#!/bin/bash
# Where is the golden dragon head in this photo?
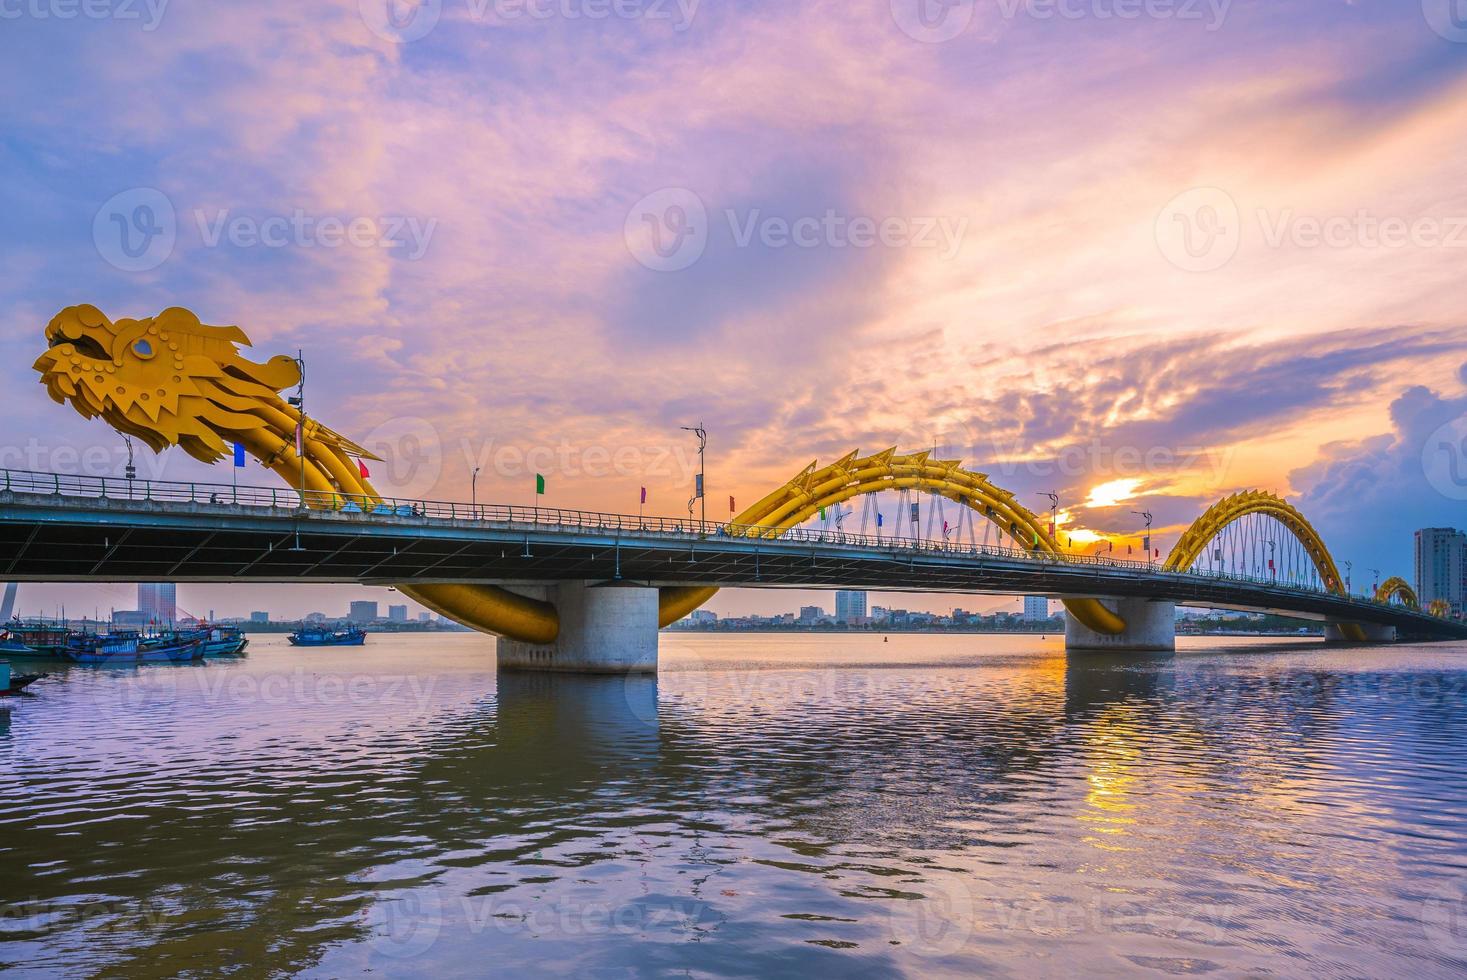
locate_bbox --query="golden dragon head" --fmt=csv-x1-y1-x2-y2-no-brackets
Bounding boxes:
34,304,375,468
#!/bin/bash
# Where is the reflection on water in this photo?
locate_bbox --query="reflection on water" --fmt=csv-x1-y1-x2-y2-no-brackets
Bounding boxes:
3,634,1467,976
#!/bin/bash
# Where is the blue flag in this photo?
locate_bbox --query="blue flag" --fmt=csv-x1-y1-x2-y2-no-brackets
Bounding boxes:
876,513,883,527
233,442,246,467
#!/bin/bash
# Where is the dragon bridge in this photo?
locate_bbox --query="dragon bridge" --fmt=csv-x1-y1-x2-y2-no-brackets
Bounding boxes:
33,304,1416,648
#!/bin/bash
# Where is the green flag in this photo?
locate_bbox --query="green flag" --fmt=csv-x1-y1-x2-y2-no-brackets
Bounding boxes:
819,506,826,520
535,474,545,495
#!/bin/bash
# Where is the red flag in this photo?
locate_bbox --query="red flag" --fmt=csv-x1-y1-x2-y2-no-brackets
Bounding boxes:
729,495,736,513
640,486,647,504
358,459,370,478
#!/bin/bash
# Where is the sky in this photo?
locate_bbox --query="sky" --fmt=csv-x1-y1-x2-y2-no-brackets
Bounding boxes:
1,0,1465,620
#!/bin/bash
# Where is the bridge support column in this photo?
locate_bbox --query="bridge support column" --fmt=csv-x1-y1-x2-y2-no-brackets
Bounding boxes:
1325,623,1396,643
1065,598,1175,654
497,582,659,674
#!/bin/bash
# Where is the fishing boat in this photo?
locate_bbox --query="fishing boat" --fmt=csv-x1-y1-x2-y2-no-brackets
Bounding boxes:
197,625,248,656
62,631,203,664
288,624,367,647
1,621,74,659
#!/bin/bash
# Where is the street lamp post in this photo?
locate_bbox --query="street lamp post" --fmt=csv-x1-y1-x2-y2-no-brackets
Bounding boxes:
1132,510,1153,564
471,466,481,518
681,424,707,526
1038,492,1059,544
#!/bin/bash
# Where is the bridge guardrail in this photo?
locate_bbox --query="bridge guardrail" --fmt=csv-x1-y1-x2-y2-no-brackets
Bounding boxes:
0,467,1432,615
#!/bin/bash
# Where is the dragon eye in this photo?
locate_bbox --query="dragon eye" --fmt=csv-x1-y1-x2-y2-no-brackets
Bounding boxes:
131,339,155,359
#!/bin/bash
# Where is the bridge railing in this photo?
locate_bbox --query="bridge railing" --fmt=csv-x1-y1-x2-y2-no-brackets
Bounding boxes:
0,467,1416,610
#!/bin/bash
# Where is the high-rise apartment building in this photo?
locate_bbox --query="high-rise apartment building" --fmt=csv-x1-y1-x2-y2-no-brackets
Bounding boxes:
138,583,177,623
835,591,868,623
1416,528,1466,614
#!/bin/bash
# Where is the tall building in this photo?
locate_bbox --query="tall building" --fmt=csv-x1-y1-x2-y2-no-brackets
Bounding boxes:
249,611,269,624
348,601,379,623
798,605,825,624
835,590,868,623
388,604,408,622
138,583,177,623
1023,596,1050,622
1416,528,1466,614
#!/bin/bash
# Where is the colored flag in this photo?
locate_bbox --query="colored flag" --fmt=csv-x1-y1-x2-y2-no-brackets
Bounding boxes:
295,421,303,456
876,513,884,528
1048,522,1055,538
640,486,647,504
1127,544,1133,555
535,474,546,495
1155,548,1160,559
357,459,370,479
694,474,704,499
729,495,735,513
943,520,950,535
910,503,920,524
1142,534,1150,552
819,506,826,520
232,442,245,467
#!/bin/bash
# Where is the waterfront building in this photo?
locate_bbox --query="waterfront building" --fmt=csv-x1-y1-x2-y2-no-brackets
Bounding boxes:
388,604,408,622
249,611,269,623
1416,528,1466,614
835,590,868,624
1023,596,1050,622
138,582,177,623
348,601,379,623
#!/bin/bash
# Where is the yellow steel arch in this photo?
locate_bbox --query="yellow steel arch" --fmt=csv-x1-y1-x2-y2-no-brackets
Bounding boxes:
677,448,1127,635
1163,490,1365,641
1375,577,1420,609
1428,598,1452,618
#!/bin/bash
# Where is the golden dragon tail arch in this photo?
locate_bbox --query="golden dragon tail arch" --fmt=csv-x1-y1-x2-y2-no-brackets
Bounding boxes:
1163,489,1366,641
1374,577,1420,609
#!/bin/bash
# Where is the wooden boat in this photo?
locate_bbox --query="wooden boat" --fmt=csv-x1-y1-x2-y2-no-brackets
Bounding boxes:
2,621,73,658
288,625,367,647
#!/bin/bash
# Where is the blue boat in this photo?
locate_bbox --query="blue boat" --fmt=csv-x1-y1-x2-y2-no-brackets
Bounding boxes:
288,625,367,647
63,631,203,664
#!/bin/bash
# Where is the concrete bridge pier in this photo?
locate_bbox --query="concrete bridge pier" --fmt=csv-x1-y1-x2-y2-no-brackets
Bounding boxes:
496,581,660,674
1065,598,1176,654
1325,623,1396,643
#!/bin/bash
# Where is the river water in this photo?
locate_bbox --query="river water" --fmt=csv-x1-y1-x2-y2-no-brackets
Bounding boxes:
2,633,1466,977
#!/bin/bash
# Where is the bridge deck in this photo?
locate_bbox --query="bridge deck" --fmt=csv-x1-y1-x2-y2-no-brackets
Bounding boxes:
1,477,1461,640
